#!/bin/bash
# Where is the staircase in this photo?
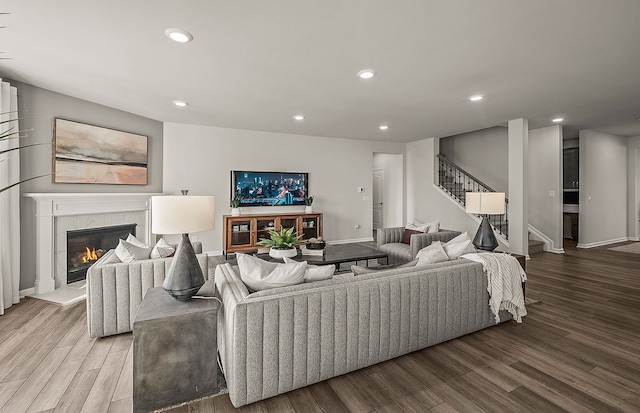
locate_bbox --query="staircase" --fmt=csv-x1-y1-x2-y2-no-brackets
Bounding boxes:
528,239,544,255
437,154,509,239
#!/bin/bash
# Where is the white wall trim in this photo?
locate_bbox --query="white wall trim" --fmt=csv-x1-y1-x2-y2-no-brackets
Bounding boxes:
576,237,632,249
19,287,36,298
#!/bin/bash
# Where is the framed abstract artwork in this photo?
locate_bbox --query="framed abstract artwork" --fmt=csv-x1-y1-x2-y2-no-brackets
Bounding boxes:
53,118,148,185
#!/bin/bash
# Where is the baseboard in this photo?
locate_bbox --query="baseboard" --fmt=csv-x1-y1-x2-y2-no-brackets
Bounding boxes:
327,237,374,245
576,237,631,249
204,250,225,256
19,287,35,298
547,248,565,254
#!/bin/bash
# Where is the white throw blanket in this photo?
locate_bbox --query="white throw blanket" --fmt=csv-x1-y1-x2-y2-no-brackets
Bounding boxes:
462,253,528,323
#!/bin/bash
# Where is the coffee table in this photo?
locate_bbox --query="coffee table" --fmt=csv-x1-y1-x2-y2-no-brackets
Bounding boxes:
256,243,388,271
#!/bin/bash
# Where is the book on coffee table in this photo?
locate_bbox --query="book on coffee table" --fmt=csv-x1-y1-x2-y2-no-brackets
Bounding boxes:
301,246,325,256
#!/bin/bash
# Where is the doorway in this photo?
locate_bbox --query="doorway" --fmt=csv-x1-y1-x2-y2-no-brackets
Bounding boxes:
372,153,404,236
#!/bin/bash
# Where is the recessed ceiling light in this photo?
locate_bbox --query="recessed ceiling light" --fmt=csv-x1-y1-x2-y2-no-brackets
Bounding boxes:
552,117,564,123
379,125,389,130
293,115,305,121
468,95,484,102
357,69,376,79
173,100,189,107
165,28,193,43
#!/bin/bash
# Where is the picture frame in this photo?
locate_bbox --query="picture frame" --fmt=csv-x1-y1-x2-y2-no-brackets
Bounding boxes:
53,118,148,185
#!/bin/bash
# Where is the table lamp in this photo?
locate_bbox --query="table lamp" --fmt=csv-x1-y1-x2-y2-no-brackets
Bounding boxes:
151,194,215,300
465,192,505,251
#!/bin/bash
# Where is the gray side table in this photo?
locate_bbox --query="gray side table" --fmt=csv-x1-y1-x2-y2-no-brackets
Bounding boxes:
133,287,220,413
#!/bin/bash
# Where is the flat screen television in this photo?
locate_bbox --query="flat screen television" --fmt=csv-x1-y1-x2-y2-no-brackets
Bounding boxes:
231,170,308,207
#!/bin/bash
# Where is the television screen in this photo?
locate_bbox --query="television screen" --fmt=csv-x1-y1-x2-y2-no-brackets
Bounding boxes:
231,171,308,207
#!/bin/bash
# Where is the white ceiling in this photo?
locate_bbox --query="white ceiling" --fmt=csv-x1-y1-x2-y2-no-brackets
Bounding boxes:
2,0,640,143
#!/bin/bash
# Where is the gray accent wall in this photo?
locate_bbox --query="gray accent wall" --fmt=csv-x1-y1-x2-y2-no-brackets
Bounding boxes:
162,123,405,252
438,126,509,193
13,81,163,290
578,130,628,247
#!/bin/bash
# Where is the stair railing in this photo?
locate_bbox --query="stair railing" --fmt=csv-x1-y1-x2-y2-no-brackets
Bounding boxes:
437,154,509,239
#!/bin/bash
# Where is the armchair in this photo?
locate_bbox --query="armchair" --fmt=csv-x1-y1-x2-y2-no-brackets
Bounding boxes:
377,227,461,264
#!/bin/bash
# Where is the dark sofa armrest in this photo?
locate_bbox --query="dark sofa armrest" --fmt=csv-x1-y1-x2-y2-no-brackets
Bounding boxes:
409,229,462,258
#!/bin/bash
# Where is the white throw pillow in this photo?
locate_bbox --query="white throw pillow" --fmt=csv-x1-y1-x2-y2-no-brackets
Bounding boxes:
150,238,176,259
283,256,336,282
425,220,440,233
237,253,307,291
416,241,450,265
405,222,428,233
93,249,122,266
115,239,152,263
443,232,476,259
125,233,149,249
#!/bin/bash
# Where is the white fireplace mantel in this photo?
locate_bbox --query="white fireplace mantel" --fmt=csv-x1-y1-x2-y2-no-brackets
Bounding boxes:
24,193,160,294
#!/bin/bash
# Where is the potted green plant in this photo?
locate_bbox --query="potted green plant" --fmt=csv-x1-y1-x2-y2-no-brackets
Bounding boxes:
304,195,314,213
256,227,302,259
231,196,241,216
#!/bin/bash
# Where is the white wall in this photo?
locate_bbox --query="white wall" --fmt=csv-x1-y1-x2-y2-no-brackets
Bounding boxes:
406,137,508,250
528,125,563,251
628,136,640,240
373,153,404,228
578,130,628,247
439,126,509,193
162,123,405,252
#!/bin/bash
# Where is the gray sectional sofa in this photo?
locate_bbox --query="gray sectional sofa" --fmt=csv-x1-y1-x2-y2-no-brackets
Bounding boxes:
214,257,513,407
86,242,207,338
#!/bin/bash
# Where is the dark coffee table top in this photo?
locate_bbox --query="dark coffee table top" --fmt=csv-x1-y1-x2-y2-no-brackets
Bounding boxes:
256,243,387,266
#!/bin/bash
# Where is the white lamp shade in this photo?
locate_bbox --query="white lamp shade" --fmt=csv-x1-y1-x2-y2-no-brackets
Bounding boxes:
465,192,505,215
151,195,215,234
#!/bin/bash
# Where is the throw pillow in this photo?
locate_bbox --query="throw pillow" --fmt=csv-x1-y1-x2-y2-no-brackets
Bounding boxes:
405,222,429,233
401,229,423,244
416,241,450,265
93,249,122,266
125,233,149,249
150,238,176,259
413,218,425,226
442,232,476,259
351,259,418,275
115,239,152,263
283,257,336,282
237,253,307,291
425,220,440,233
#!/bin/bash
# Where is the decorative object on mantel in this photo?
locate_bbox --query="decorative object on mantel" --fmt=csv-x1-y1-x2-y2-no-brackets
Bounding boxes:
465,192,505,251
53,118,148,185
231,196,241,216
304,195,314,213
151,192,215,300
256,227,301,259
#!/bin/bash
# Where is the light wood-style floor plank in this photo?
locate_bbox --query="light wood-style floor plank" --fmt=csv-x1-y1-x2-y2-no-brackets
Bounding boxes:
0,240,639,412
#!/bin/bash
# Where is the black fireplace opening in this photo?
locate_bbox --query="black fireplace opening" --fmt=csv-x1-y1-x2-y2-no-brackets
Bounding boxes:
66,224,136,284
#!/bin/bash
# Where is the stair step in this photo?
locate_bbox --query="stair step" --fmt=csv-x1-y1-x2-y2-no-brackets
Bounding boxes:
528,240,544,255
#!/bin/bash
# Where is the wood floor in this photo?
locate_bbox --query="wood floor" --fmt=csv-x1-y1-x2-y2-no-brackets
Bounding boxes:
1,241,639,412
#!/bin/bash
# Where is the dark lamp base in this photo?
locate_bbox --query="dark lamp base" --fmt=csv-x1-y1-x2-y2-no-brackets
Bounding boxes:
162,234,205,300
472,215,498,252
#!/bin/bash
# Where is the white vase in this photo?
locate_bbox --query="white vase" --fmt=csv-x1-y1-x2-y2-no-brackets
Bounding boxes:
231,207,240,216
269,247,298,259
305,206,313,213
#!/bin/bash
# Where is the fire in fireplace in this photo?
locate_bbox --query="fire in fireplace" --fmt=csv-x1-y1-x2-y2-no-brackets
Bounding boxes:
66,224,137,284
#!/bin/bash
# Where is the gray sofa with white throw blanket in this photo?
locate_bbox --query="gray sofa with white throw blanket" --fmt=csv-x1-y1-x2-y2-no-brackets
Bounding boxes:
214,257,516,407
86,242,207,338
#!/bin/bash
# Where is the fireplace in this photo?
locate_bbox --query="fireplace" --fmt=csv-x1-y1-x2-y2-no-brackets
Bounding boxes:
66,224,136,284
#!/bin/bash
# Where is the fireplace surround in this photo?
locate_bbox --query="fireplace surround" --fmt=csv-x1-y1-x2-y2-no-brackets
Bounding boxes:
24,193,158,295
